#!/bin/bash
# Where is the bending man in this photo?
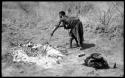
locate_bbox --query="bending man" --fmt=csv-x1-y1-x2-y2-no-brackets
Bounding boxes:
51,11,84,49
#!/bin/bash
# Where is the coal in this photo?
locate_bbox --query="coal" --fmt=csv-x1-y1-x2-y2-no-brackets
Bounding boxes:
78,54,85,57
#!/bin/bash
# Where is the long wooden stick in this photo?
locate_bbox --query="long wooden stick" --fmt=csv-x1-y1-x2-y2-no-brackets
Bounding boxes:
42,36,52,56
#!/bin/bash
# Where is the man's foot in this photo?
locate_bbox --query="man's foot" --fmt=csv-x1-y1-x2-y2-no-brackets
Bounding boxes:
70,46,73,48
80,47,83,50
76,44,80,47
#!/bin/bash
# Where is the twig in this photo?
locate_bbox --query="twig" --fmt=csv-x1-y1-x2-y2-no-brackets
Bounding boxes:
42,36,52,56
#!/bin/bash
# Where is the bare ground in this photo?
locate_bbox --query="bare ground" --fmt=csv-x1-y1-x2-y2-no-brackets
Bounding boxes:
2,25,124,77
2,2,124,77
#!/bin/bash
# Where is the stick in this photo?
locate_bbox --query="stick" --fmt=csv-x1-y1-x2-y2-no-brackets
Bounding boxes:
42,36,53,56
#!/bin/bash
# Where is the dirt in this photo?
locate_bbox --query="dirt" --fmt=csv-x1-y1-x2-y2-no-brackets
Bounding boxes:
2,35,124,77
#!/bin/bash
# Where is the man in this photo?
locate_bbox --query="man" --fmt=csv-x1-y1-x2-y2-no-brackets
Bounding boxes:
51,11,84,49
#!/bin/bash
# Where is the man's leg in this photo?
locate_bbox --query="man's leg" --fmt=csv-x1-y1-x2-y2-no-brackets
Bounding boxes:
74,36,79,47
69,37,74,48
78,22,84,49
80,36,83,48
71,34,79,47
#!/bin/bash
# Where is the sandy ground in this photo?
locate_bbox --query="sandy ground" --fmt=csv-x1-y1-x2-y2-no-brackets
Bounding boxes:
2,24,124,77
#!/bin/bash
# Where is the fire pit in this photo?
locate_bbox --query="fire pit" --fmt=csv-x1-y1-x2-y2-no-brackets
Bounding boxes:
10,42,65,68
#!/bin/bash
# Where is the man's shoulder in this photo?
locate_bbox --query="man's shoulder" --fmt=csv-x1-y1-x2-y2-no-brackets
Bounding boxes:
68,16,80,21
59,16,80,22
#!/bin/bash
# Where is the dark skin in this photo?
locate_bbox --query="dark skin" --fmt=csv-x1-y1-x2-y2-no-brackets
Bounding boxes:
51,14,65,36
51,14,79,48
70,34,79,48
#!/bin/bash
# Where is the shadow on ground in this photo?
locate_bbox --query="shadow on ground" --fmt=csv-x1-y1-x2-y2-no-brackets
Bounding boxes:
80,43,95,50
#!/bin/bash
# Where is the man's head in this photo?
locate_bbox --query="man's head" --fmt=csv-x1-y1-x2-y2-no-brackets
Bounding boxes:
59,11,65,18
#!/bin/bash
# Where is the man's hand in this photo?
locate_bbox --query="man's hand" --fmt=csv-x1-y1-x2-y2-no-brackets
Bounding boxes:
51,25,60,37
50,33,53,37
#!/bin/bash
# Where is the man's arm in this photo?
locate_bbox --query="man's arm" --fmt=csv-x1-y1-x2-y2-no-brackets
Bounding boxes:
51,25,59,36
51,20,62,36
51,18,66,36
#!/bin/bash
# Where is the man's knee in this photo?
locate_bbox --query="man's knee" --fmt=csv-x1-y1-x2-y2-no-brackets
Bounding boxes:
69,37,74,48
69,37,74,45
70,37,73,41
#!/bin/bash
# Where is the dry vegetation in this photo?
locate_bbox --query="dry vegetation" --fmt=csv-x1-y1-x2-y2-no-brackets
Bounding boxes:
2,1,124,77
